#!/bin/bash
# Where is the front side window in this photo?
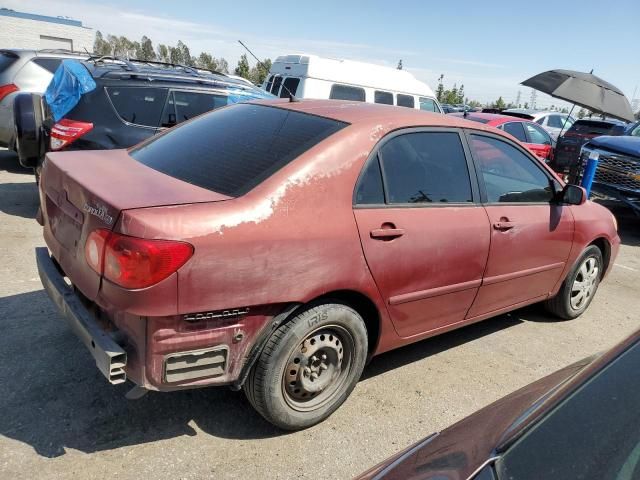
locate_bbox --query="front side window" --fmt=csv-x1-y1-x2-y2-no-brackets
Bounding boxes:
396,94,415,108
374,91,394,105
280,77,300,98
470,135,554,203
525,122,551,145
329,84,365,102
379,132,472,204
502,122,528,142
132,104,347,197
419,97,438,112
106,86,168,127
629,123,640,137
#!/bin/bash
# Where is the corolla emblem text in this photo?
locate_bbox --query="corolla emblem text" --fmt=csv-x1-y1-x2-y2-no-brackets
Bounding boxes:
83,202,114,225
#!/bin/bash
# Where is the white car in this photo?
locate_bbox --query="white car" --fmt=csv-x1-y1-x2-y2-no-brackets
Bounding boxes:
262,53,442,113
503,109,575,141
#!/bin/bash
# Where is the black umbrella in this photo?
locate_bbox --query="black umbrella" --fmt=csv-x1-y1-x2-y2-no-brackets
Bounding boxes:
521,69,634,122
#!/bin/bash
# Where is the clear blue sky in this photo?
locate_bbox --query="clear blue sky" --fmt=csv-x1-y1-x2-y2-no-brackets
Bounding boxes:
9,0,640,107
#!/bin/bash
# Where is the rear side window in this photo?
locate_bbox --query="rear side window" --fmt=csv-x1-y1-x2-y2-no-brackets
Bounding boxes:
397,94,415,108
271,76,283,95
132,104,348,197
280,77,300,98
32,58,63,73
330,84,365,102
379,132,472,203
355,155,385,204
265,75,274,91
374,91,394,105
419,97,438,112
502,122,527,142
170,91,228,123
525,123,551,145
0,52,17,73
106,87,168,127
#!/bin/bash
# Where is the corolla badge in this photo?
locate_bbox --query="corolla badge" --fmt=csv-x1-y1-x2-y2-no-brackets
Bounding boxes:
83,202,114,225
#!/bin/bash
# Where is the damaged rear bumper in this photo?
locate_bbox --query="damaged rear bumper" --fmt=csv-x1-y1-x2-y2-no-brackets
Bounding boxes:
36,247,127,384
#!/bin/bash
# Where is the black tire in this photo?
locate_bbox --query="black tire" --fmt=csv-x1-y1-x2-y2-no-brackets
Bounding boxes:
244,301,368,430
545,245,603,319
13,93,44,169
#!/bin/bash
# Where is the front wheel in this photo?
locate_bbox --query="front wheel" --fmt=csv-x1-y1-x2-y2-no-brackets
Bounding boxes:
545,245,603,319
244,302,368,430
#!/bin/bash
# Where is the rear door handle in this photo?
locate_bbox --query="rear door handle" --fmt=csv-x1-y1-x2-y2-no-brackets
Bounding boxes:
370,228,405,239
493,222,515,231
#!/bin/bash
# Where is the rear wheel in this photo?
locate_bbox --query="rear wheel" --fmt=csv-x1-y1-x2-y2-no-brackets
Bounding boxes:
545,245,603,319
244,302,368,430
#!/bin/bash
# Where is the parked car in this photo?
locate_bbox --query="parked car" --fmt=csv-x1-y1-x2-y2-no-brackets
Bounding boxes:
451,112,555,161
262,53,442,112
441,104,458,114
503,109,576,141
14,57,273,180
36,99,619,430
0,49,88,150
356,328,640,480
553,118,628,173
580,135,640,216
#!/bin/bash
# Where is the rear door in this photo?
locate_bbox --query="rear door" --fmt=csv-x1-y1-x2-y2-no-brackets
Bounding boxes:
353,129,490,338
465,132,573,317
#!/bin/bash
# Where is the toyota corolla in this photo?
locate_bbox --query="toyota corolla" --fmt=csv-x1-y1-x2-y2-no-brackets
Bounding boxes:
36,99,620,430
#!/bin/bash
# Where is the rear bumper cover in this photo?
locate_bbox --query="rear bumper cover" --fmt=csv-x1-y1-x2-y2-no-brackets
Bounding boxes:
36,247,127,384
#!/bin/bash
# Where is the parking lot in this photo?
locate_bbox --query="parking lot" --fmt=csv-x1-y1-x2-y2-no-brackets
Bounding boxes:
0,149,638,479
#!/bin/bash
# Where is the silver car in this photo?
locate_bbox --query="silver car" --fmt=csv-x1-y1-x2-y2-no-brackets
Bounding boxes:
0,49,88,150
503,108,576,141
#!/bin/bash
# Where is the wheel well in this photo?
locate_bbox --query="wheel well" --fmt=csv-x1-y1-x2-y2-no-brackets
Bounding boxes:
312,290,381,355
589,237,611,276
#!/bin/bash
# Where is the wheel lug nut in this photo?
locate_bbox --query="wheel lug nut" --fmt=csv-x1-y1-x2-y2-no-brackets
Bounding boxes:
320,364,328,371
303,367,311,375
321,354,327,361
311,372,319,379
310,355,317,363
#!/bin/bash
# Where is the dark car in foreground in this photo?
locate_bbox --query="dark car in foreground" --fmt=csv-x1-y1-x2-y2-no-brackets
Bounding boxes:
13,57,273,179
553,118,627,173
36,99,619,430
580,135,640,216
0,49,88,150
357,328,640,480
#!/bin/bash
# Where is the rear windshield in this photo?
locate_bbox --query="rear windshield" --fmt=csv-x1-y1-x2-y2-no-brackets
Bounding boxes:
0,52,18,73
131,103,348,197
568,120,625,135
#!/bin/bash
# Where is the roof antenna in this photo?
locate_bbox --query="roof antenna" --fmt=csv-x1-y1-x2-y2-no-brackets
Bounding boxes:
238,40,298,100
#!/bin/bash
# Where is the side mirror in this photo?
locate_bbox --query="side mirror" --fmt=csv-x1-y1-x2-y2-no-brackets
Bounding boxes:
559,184,587,205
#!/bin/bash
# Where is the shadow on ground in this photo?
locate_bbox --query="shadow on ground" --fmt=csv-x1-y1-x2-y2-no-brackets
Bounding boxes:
0,149,30,175
0,289,543,458
0,150,38,219
596,200,639,247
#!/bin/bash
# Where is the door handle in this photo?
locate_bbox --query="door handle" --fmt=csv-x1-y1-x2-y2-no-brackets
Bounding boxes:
370,228,405,239
493,221,515,231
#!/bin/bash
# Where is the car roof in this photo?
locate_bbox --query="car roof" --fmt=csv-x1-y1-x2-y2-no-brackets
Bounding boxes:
256,99,510,133
449,111,529,126
0,48,88,59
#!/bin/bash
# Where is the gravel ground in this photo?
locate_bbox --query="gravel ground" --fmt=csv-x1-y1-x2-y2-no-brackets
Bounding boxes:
0,149,638,479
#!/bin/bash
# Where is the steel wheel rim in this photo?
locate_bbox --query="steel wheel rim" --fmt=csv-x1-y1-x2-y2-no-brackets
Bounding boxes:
570,256,599,310
281,325,355,412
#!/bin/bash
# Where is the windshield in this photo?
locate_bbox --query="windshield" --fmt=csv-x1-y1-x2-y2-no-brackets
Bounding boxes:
496,340,640,480
131,103,347,197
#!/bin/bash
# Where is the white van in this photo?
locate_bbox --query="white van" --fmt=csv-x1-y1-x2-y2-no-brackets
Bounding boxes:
263,54,442,113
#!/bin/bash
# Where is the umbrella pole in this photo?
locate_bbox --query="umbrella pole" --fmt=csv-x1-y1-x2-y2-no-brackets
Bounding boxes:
558,103,576,138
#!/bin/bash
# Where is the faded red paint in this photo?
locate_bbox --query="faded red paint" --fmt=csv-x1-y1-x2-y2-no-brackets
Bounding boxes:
39,99,620,391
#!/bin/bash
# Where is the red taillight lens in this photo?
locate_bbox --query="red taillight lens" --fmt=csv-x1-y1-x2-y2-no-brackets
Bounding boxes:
0,83,18,102
85,229,194,289
50,119,93,150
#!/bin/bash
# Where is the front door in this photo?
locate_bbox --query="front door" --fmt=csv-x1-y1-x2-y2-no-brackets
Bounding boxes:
353,130,491,338
465,132,574,318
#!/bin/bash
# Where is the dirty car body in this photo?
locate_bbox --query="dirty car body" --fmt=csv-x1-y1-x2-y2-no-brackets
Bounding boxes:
36,99,620,429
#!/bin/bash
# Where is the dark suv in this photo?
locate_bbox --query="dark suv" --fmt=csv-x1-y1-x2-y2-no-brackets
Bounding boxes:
14,57,272,178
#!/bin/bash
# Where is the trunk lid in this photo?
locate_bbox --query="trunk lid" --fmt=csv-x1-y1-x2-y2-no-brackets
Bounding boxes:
40,149,229,300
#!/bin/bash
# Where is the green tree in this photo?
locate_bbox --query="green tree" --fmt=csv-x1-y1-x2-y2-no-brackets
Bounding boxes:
436,74,445,102
249,58,272,85
578,108,586,119
234,54,251,79
93,31,111,55
157,44,169,62
138,36,156,61
176,41,193,66
457,84,465,104
494,96,506,109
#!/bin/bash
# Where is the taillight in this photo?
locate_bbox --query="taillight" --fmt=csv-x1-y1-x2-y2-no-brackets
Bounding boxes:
85,229,194,289
0,83,18,102
50,119,93,150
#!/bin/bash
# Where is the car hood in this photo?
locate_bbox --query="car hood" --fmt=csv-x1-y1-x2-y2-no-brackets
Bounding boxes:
356,357,594,480
587,135,640,158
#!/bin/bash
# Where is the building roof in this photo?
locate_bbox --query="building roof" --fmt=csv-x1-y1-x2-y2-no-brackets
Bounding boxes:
0,8,85,28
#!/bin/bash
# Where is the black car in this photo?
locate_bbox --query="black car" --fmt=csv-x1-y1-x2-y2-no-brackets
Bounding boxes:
13,57,272,180
553,118,627,173
357,328,640,480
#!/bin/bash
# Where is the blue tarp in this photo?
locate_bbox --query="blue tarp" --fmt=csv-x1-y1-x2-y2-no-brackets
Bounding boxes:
44,60,96,122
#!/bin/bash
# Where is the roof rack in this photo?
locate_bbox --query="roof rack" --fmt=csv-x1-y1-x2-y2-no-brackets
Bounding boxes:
38,48,90,55
86,55,226,77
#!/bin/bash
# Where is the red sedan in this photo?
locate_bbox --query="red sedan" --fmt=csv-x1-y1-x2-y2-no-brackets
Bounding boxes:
36,99,619,430
452,112,555,161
